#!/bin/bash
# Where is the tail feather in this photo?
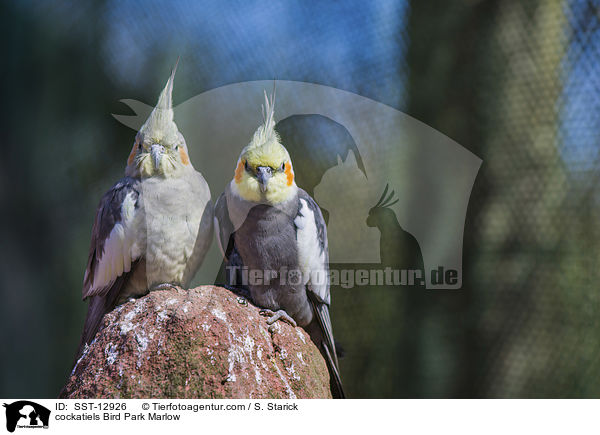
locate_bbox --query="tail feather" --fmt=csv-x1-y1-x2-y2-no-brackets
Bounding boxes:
71,272,131,369
308,294,345,398
76,296,110,359
321,340,345,399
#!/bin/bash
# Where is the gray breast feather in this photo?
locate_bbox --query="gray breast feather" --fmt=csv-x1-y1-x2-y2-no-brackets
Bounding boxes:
82,177,142,299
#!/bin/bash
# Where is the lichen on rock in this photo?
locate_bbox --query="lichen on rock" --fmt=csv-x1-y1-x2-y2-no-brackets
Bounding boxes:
61,286,331,399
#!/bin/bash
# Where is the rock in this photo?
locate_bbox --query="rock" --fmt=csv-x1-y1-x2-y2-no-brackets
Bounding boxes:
61,286,331,399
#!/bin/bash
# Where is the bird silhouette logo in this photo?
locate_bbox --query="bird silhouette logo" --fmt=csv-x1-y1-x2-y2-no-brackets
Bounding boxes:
113,79,481,289
366,183,425,272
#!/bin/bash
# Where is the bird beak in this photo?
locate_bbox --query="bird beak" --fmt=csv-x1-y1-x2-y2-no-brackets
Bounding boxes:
151,144,165,169
256,166,273,193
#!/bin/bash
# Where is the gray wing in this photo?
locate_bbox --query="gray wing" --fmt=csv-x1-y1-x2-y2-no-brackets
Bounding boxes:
214,191,245,287
82,177,143,299
295,189,344,397
76,177,143,358
213,192,234,262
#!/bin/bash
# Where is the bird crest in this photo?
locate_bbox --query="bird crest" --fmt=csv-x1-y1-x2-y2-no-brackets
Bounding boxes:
372,184,399,209
248,87,279,149
138,60,180,146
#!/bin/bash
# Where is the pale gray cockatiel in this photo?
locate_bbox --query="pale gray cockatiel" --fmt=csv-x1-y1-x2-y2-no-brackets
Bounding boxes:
214,92,345,398
75,65,213,359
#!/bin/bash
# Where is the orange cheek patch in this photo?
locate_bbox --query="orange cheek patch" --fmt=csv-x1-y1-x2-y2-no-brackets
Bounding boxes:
234,160,244,183
179,147,190,165
127,144,137,166
285,162,294,186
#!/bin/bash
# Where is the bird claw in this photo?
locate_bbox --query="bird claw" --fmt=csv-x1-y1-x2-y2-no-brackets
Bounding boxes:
259,309,297,327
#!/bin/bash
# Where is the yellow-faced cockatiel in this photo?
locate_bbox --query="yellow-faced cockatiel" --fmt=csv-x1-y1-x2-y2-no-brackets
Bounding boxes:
214,91,344,398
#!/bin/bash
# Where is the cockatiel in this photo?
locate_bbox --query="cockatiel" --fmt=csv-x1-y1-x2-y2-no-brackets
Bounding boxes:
75,65,213,359
214,91,344,398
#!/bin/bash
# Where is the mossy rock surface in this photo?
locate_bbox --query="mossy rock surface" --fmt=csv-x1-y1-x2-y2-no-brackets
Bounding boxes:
62,286,331,399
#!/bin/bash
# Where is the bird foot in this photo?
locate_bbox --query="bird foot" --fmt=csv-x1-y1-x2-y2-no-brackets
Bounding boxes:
259,309,297,327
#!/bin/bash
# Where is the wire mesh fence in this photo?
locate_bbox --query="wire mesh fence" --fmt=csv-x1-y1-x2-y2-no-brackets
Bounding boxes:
0,0,598,398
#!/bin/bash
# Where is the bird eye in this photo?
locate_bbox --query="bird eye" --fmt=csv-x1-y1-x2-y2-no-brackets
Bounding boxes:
244,160,250,172
280,162,286,171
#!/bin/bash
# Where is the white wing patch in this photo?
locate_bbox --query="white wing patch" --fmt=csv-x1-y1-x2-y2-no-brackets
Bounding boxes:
295,198,329,304
88,191,142,296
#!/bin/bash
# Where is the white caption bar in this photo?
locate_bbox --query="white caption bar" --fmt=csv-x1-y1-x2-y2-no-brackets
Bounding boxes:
1,399,596,435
